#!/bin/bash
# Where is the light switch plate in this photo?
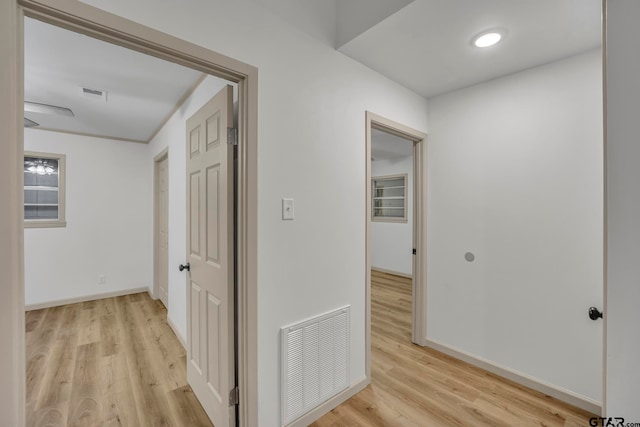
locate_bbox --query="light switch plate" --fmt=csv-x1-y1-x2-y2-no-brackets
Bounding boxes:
282,198,294,220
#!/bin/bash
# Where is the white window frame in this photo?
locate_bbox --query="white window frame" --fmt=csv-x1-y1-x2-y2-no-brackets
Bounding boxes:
371,173,408,223
24,151,66,228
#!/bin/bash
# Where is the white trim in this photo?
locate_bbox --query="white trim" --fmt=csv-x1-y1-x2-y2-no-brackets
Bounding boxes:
0,3,25,424
25,287,150,311
149,290,187,350
371,266,412,279
600,0,608,414
167,313,187,350
424,338,602,415
365,111,428,382
285,377,369,427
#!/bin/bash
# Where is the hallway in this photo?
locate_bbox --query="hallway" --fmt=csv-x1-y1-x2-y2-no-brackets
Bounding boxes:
312,270,595,426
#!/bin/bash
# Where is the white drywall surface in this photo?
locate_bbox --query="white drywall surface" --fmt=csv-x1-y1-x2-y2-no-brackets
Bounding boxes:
24,129,152,306
371,155,413,276
74,1,430,424
603,0,640,418
426,49,603,403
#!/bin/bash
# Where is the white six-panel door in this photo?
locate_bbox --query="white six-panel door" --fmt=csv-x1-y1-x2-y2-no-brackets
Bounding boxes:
186,85,235,427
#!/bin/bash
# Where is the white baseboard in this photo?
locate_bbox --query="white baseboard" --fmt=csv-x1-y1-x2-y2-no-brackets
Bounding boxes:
424,338,602,415
371,267,412,279
167,313,187,350
25,287,150,311
286,376,369,427
147,292,185,349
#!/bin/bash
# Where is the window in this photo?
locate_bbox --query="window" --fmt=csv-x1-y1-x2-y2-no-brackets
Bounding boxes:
372,174,407,222
24,151,66,228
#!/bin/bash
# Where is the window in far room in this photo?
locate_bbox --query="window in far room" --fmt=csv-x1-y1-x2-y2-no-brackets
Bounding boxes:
24,151,66,228
372,173,407,222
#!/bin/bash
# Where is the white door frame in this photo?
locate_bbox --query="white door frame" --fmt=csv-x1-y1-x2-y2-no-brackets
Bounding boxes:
0,1,259,426
153,147,169,304
365,111,427,378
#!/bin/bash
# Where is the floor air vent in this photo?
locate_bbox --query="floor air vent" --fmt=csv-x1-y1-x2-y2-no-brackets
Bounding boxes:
281,306,350,426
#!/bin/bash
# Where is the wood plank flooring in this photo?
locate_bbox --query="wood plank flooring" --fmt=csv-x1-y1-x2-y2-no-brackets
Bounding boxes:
312,270,596,427
25,293,214,427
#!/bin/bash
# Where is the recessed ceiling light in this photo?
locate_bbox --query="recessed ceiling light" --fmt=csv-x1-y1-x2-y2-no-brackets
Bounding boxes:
473,30,505,48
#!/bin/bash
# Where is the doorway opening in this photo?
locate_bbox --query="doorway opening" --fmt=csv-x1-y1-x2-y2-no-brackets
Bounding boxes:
23,16,238,427
154,148,169,308
10,2,259,426
365,112,427,379
371,128,415,344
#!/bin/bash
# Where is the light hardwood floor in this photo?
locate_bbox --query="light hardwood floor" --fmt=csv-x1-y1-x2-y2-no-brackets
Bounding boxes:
25,292,214,427
312,270,596,427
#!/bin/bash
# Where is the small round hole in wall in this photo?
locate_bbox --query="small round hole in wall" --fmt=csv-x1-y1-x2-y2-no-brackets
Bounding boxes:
465,252,475,262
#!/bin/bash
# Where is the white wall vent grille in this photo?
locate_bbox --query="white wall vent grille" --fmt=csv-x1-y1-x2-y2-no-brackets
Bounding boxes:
281,306,350,426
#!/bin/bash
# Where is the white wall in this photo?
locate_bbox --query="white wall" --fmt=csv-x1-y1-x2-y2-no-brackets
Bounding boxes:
426,49,603,403
604,0,640,418
336,0,414,48
252,0,337,47
147,75,231,343
24,129,152,306
371,155,413,276
71,3,429,424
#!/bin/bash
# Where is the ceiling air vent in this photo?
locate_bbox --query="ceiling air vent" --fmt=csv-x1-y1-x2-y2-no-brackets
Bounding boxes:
81,87,108,102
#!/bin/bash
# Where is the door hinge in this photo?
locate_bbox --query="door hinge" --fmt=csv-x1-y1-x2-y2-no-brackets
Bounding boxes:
412,248,417,255
227,127,238,145
229,386,239,406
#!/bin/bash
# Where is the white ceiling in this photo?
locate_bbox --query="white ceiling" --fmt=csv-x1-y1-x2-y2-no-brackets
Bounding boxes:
338,0,602,98
24,17,207,142
24,1,602,141
372,128,413,162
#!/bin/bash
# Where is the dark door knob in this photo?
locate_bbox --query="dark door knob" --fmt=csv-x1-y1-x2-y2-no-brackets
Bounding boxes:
179,263,190,272
588,306,603,320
